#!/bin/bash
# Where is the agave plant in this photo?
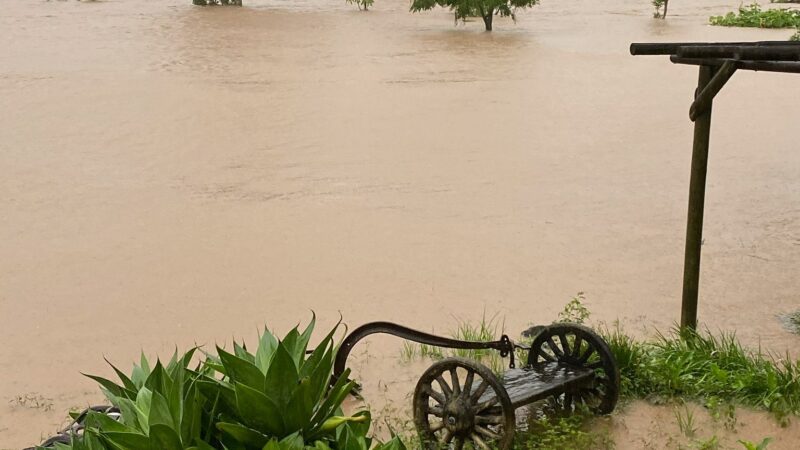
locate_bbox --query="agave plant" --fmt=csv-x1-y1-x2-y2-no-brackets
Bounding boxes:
38,316,404,450
200,316,391,449
68,349,216,450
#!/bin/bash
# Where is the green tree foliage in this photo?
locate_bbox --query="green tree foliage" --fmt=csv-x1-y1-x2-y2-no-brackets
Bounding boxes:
410,0,541,31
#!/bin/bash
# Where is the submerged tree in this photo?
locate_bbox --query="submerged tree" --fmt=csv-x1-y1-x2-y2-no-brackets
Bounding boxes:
346,0,374,11
192,0,242,5
411,0,540,31
653,0,669,19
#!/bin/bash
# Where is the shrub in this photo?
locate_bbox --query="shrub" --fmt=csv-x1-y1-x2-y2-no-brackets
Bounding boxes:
710,3,800,28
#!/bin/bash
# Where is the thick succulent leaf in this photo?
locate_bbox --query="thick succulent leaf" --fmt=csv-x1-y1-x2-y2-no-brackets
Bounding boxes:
218,347,265,389
281,433,306,450
148,391,176,429
180,383,205,443
297,313,316,357
105,358,137,394
335,425,369,450
282,377,314,432
255,328,279,374
144,360,170,395
99,431,150,450
263,343,300,406
83,374,134,400
233,341,254,363
197,378,237,416
216,422,271,448
84,410,130,433
187,440,217,450
167,365,185,427
113,397,145,431
149,423,183,450
307,369,354,437
280,328,303,366
339,411,370,437
234,381,285,435
320,414,368,434
130,353,152,388
134,387,153,431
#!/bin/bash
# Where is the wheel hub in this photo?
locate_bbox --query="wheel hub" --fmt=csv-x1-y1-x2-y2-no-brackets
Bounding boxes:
444,398,474,435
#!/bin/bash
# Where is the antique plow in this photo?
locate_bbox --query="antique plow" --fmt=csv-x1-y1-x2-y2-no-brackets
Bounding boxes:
333,321,620,450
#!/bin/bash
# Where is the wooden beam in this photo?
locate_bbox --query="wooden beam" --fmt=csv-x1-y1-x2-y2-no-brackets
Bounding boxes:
681,65,716,330
690,61,737,122
630,41,795,56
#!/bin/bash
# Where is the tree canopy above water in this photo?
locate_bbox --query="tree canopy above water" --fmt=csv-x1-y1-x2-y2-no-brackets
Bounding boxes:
411,0,540,31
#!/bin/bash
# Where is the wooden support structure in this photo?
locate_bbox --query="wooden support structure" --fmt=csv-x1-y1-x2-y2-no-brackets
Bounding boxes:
630,41,800,329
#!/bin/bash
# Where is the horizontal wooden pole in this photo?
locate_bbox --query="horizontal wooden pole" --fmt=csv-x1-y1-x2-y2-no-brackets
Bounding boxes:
671,57,800,74
678,45,800,61
631,41,795,56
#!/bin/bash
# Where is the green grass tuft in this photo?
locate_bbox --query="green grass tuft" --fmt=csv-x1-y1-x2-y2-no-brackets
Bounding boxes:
601,323,800,422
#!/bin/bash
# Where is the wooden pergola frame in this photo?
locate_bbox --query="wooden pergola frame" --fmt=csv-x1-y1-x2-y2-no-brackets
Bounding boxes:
630,41,800,329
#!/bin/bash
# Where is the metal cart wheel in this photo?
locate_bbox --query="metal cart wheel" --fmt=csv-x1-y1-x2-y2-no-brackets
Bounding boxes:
413,357,515,450
527,323,619,415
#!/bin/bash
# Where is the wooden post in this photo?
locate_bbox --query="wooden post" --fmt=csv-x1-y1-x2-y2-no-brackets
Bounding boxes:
681,65,716,329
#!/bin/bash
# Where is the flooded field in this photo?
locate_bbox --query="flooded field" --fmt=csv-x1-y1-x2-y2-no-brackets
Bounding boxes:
1,0,799,447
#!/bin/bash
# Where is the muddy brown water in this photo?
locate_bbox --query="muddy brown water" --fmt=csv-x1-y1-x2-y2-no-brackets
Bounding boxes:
1,0,799,448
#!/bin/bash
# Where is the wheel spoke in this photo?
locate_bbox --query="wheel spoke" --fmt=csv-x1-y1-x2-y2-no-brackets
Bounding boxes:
546,337,564,358
470,433,491,450
450,368,461,396
441,428,454,444
475,415,504,425
537,350,556,363
423,385,446,405
428,405,444,417
586,361,603,370
436,375,453,398
577,346,595,364
470,379,489,403
462,369,475,397
475,425,502,440
558,333,571,356
473,397,498,414
572,336,583,358
453,437,464,450
564,393,573,411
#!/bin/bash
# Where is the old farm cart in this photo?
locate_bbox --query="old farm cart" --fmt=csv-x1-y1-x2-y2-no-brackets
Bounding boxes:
333,321,620,449
630,41,800,329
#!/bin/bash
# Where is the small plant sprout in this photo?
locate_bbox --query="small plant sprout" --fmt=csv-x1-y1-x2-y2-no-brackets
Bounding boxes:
675,404,698,438
738,437,773,450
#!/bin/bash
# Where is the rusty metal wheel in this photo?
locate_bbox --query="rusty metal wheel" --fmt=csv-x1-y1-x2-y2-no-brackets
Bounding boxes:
413,357,515,450
527,323,619,415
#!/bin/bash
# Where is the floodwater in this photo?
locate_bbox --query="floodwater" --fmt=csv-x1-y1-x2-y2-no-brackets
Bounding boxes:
1,0,799,447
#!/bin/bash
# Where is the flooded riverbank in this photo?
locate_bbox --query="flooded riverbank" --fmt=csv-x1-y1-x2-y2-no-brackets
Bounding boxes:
1,0,798,447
